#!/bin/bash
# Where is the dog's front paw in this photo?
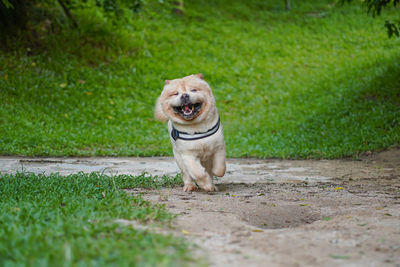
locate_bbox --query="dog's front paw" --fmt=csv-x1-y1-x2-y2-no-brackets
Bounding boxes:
183,184,197,192
199,183,218,192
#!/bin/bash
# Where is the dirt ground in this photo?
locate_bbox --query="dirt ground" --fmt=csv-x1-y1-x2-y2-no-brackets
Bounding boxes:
1,149,399,266
132,149,400,267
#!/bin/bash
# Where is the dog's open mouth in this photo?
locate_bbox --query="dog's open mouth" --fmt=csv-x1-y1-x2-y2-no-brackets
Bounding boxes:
173,102,202,120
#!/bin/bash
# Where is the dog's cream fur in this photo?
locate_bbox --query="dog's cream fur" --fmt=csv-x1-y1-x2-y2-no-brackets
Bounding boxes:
155,74,226,192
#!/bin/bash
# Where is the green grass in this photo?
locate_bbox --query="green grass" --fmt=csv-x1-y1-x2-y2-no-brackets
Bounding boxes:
0,172,189,266
0,0,399,158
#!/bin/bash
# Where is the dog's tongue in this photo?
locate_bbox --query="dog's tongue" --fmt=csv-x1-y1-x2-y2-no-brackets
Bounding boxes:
183,104,192,114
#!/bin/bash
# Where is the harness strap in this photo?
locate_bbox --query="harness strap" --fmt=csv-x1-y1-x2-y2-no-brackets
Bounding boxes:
171,117,220,141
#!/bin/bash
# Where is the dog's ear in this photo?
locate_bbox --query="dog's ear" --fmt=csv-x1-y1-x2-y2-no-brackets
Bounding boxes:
194,73,204,80
154,96,168,122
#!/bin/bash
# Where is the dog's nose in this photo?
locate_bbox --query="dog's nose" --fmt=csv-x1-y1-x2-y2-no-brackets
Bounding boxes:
181,93,190,103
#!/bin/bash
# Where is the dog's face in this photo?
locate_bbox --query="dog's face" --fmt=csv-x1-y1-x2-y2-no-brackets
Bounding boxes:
155,74,216,124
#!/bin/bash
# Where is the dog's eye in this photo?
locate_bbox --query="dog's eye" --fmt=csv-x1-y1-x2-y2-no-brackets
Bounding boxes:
171,92,179,96
191,89,197,92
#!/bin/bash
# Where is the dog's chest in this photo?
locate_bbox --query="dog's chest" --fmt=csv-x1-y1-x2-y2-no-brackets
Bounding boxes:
171,130,224,158
174,135,222,154
167,119,224,160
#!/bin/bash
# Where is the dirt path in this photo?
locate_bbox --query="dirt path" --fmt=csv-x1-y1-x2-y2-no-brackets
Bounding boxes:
1,149,399,266
134,150,400,267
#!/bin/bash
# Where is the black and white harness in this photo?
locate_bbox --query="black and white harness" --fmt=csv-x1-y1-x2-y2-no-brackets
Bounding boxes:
171,117,220,141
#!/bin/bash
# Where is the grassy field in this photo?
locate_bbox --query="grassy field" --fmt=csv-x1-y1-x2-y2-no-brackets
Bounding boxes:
0,172,190,266
0,0,399,158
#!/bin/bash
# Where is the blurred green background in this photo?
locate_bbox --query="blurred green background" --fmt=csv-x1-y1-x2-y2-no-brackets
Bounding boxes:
0,0,399,158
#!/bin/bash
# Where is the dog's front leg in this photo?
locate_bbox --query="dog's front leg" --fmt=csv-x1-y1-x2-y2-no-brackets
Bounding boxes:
181,171,197,192
182,155,216,192
174,151,197,192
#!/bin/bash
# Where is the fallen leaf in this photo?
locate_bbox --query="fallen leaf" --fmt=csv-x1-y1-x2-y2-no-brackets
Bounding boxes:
252,229,264,233
333,187,343,191
329,254,350,260
181,229,190,235
300,203,309,206
85,91,92,96
384,213,392,216
60,83,67,88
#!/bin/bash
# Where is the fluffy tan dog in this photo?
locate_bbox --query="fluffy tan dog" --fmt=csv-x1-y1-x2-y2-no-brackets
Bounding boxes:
154,74,226,192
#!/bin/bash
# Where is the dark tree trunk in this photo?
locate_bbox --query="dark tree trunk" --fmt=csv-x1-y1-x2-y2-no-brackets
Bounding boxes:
285,0,290,11
0,0,28,34
172,0,184,16
57,0,78,28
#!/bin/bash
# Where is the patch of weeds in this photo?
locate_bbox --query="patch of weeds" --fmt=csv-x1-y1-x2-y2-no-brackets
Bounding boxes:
117,172,183,189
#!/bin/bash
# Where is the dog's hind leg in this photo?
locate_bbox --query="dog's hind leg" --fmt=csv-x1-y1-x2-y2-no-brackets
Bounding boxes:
202,158,218,192
212,148,226,177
